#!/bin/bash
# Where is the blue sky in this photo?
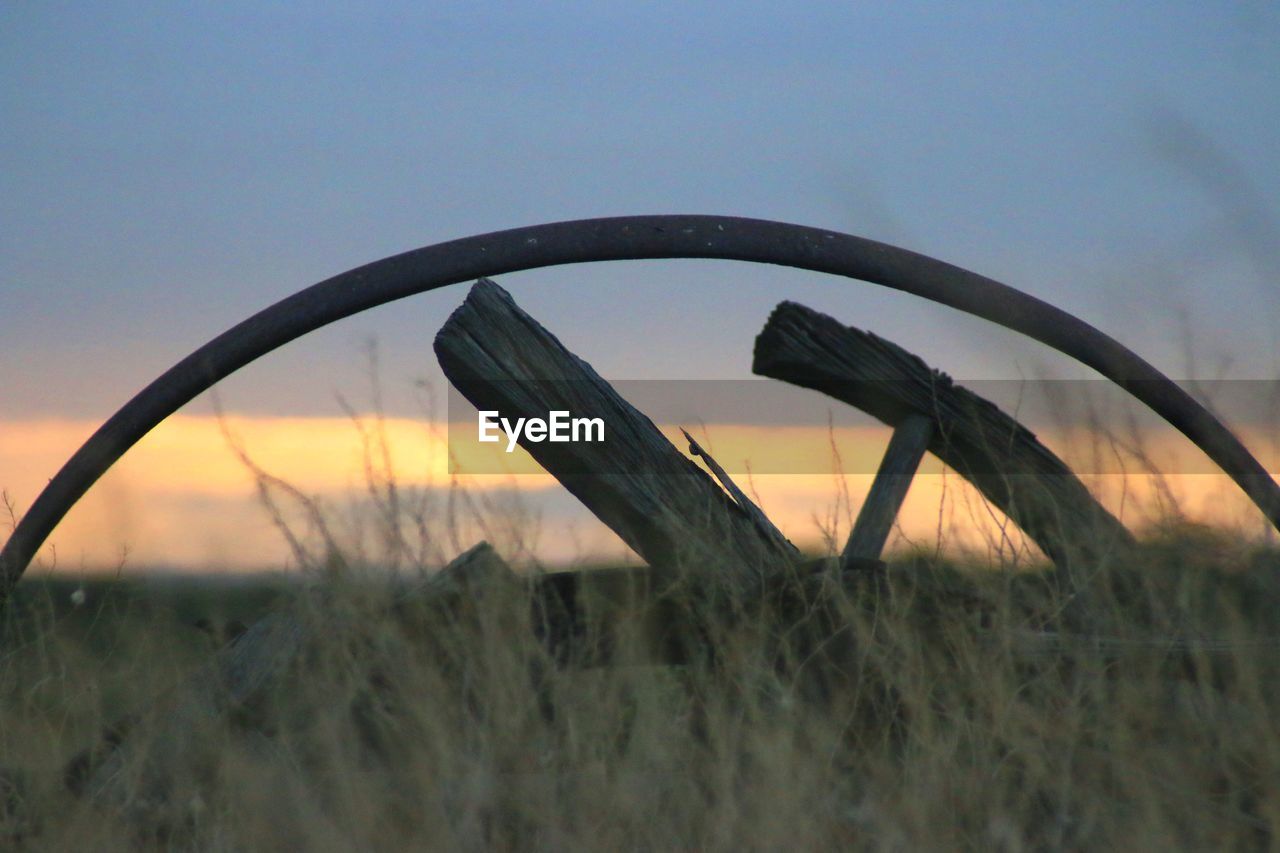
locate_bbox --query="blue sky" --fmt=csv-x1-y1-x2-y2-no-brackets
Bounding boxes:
4,2,1279,421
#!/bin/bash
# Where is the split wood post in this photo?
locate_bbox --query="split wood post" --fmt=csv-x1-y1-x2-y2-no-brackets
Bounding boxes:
753,300,1134,592
434,278,799,599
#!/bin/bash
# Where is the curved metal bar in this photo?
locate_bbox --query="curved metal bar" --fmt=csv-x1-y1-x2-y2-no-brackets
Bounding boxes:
3,215,1277,597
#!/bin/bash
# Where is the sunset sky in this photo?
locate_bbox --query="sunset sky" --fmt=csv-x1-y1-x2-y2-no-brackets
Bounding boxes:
3,4,1279,573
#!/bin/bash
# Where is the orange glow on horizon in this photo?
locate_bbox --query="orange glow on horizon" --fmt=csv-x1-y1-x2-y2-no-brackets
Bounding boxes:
1,415,1275,574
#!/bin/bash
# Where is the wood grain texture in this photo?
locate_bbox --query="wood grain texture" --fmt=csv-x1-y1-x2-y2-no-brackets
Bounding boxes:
435,278,798,594
754,300,1134,583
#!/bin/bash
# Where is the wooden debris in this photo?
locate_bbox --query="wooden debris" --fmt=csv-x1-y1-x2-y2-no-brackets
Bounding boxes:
753,300,1134,586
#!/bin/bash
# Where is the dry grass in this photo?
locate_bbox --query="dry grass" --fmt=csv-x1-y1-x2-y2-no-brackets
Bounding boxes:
4,374,1279,850
2,519,1280,851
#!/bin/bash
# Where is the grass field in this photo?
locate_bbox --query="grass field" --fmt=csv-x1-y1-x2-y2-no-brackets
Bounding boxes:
3,518,1280,851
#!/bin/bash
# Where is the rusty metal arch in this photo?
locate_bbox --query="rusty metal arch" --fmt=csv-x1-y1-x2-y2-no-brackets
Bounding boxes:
3,215,1277,598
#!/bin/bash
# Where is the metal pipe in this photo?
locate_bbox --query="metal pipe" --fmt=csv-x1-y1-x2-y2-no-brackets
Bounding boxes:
4,215,1276,598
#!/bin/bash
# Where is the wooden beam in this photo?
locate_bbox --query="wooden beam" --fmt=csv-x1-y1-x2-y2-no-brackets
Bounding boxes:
843,413,934,565
434,279,798,595
753,300,1134,582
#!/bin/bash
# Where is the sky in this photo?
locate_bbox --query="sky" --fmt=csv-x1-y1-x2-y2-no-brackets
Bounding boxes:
2,3,1279,572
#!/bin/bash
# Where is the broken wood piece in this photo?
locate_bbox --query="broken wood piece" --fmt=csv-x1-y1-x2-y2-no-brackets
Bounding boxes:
434,278,798,595
753,300,1134,586
843,413,934,566
680,427,797,560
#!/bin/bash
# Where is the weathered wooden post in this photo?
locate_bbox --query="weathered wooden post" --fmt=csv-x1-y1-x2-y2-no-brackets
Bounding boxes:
434,279,799,599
